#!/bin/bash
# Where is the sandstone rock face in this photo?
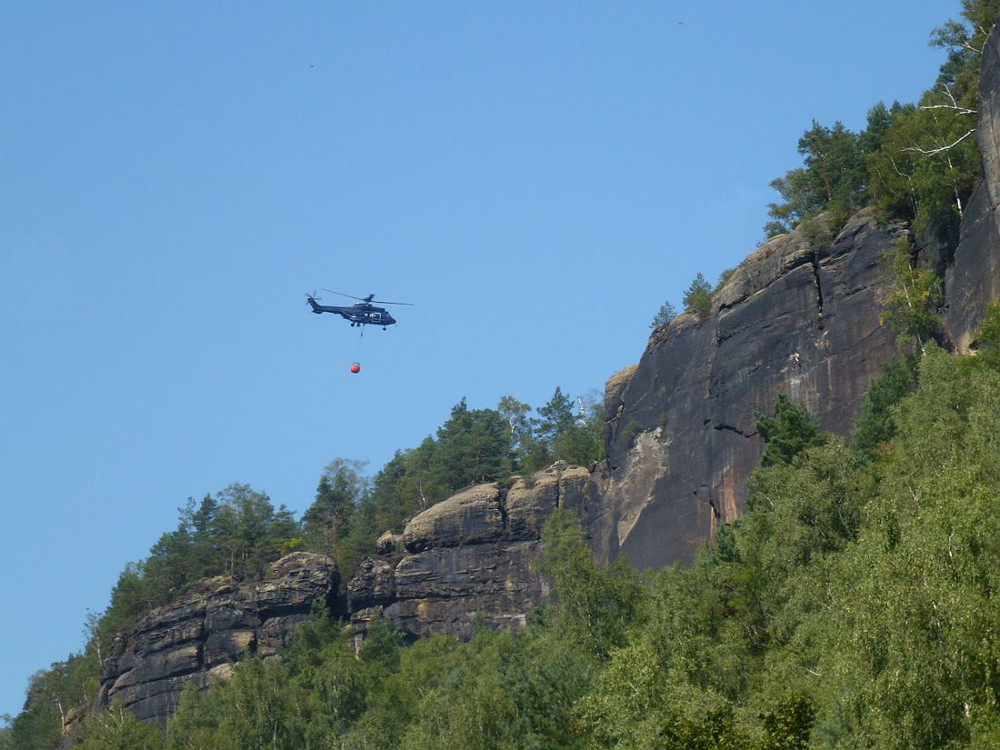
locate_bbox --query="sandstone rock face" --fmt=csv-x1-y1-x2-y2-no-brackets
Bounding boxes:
348,462,599,640
100,26,1000,732
597,22,1000,569
599,210,904,569
946,24,1000,352
98,552,338,725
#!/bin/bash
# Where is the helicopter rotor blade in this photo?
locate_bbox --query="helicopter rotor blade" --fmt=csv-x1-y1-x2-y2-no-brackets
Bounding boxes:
322,289,368,302
321,288,414,306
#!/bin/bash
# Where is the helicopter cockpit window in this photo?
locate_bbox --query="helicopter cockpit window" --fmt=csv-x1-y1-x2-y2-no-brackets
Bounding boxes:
372,312,381,322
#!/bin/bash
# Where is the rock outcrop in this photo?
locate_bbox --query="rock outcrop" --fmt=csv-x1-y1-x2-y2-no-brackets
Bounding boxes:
946,25,1000,353
97,24,1000,732
348,462,600,640
597,210,902,568
596,22,1000,569
98,552,338,725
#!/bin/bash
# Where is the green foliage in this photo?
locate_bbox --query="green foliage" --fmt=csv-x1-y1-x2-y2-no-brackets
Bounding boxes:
167,614,370,749
545,389,604,469
753,393,827,469
76,706,165,750
930,0,1000,106
2,646,100,750
850,352,920,461
361,398,514,525
765,120,865,237
970,301,1000,369
538,510,642,659
302,458,371,576
303,458,369,550
879,237,944,345
650,300,676,330
96,484,301,653
435,398,514,488
683,272,713,321
865,98,979,245
823,348,1000,747
759,695,815,750
864,3,995,245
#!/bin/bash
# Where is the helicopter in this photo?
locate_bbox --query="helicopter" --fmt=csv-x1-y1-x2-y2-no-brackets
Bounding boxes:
306,289,413,331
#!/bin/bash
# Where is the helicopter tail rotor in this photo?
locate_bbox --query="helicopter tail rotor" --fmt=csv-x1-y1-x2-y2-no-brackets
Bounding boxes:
306,292,324,313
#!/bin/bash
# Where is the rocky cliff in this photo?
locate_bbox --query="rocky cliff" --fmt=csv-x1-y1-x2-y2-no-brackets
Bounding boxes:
597,210,902,568
99,24,1000,730
596,22,1000,569
348,461,599,640
97,466,599,726
97,552,338,724
947,24,1000,353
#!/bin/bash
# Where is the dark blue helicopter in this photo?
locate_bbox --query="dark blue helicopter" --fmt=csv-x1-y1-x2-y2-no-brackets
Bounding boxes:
306,289,413,330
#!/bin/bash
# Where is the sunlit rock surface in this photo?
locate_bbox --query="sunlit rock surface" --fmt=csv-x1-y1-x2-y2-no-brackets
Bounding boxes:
348,462,599,640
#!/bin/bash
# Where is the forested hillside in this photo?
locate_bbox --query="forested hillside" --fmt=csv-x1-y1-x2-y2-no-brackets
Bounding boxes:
3,2,1000,748
0,388,602,750
34,315,1000,749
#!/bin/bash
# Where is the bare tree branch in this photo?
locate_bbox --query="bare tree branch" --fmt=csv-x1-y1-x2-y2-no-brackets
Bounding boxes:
902,129,977,156
920,83,977,116
920,104,977,116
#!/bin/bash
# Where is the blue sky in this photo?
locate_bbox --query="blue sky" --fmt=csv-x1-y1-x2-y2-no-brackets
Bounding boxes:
1,1,958,720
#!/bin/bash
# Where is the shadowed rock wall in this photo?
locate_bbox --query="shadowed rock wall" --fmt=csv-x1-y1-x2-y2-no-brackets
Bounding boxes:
947,23,1000,352
597,22,1000,569
598,211,902,568
97,552,338,725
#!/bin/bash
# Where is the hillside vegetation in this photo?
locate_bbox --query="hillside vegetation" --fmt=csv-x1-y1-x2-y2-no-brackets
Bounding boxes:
4,2,1000,748
42,311,1000,749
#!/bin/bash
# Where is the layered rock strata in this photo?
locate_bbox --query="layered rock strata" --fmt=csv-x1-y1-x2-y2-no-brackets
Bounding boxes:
98,552,338,724
348,462,599,639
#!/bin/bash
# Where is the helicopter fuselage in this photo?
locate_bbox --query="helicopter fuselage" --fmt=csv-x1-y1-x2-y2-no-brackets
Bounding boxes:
308,298,396,327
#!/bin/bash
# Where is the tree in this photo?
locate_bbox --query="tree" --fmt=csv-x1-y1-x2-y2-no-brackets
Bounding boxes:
682,273,713,321
538,510,641,659
765,120,865,237
77,706,165,750
969,301,1000,370
497,395,532,450
879,237,943,346
434,398,513,489
930,0,999,107
551,391,604,467
534,387,575,448
302,458,369,553
754,394,827,469
212,484,299,581
650,300,676,330
850,353,920,461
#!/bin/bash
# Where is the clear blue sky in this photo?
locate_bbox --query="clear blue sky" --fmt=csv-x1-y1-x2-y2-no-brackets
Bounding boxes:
1,1,957,720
